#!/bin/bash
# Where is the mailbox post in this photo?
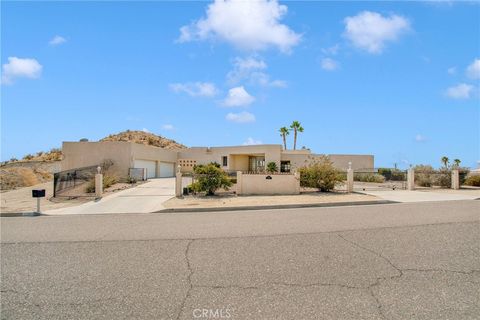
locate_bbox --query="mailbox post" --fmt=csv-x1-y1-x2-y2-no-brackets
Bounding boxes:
32,189,46,215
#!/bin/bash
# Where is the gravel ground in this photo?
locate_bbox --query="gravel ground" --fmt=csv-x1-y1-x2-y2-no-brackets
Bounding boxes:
164,192,378,209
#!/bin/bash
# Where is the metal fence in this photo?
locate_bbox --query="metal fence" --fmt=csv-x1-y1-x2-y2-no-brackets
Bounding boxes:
53,165,99,197
354,168,407,191
129,168,146,182
414,169,451,188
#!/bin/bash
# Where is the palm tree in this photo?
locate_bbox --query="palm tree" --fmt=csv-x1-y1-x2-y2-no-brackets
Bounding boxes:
453,159,461,168
290,121,304,150
279,127,290,150
441,156,449,169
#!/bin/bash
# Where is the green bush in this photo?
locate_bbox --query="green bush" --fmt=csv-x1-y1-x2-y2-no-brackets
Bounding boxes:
298,156,343,192
266,162,278,173
354,173,385,183
464,175,480,187
190,162,233,196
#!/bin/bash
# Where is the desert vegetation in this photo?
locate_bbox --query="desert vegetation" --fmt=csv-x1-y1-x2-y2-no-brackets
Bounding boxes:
298,156,344,192
189,162,233,196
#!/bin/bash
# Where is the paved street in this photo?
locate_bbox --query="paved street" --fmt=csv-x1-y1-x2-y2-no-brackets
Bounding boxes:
1,200,479,319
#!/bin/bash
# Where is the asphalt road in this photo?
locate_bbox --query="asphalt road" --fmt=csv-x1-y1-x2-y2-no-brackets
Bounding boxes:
1,200,479,320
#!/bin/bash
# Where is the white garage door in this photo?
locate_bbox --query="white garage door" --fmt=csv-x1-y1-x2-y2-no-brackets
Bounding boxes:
134,160,156,179
159,162,174,178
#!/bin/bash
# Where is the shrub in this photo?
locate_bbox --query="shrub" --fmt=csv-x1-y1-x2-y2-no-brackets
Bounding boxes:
298,156,343,192
354,173,385,183
378,168,406,181
190,162,233,196
434,168,451,188
23,154,34,161
127,176,137,184
266,162,278,173
85,175,117,193
414,165,434,187
464,175,480,187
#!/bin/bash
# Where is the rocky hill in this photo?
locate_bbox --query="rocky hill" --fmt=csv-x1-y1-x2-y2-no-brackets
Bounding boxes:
100,130,186,149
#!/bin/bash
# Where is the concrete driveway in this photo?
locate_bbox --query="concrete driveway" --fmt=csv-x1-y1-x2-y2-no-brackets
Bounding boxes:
45,178,175,215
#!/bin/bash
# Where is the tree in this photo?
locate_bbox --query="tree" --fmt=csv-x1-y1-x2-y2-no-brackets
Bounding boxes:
266,162,278,173
441,156,449,169
290,121,304,150
279,127,290,150
191,162,233,196
453,159,461,168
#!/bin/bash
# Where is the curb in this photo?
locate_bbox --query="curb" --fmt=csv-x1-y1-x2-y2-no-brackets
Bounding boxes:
156,200,398,213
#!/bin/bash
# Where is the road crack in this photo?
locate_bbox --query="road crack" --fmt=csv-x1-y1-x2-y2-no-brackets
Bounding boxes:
175,239,194,320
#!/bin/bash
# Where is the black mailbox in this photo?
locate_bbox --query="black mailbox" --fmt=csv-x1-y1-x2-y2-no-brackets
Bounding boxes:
32,189,46,198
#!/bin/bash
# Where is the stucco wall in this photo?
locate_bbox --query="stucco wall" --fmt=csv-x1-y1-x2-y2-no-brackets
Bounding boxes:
325,154,374,170
62,142,178,179
238,173,300,195
62,142,132,178
179,145,283,172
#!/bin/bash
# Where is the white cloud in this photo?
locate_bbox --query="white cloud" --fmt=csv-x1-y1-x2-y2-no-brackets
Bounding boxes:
225,111,256,123
223,86,255,107
177,0,301,53
466,58,480,79
227,56,286,88
243,137,263,145
49,35,66,46
415,134,427,142
1,57,43,85
447,67,457,75
162,124,175,131
445,83,474,99
343,11,410,54
169,82,218,97
320,58,338,71
142,128,150,133
321,44,340,55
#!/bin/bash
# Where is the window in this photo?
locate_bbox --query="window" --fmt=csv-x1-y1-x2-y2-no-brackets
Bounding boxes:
281,161,291,173
222,156,228,167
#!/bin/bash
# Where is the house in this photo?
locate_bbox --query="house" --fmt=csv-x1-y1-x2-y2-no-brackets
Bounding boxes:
61,141,374,179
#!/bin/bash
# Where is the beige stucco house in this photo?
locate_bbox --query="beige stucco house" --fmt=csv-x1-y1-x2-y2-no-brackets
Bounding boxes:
61,141,374,179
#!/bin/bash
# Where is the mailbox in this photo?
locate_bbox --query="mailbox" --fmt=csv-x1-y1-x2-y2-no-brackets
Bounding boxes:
32,189,46,198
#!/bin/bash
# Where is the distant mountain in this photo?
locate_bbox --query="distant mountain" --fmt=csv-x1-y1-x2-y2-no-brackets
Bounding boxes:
100,130,186,150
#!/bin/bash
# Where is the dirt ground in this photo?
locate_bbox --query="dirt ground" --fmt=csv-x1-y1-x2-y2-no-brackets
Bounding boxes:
164,191,379,209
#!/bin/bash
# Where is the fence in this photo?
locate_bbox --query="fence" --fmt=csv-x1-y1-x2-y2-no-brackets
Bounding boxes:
129,168,146,182
53,165,99,197
353,168,407,191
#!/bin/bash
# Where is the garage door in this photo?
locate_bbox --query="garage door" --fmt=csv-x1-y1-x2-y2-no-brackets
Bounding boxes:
134,160,156,179
159,162,174,178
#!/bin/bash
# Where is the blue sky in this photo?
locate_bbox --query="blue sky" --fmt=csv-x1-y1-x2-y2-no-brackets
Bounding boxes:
1,1,479,168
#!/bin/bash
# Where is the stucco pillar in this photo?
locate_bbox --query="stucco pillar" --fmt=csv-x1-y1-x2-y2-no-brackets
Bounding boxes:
451,169,460,190
236,171,243,195
175,165,183,197
294,171,300,194
346,168,354,193
407,168,415,190
95,174,103,198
